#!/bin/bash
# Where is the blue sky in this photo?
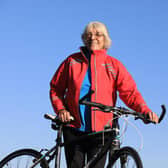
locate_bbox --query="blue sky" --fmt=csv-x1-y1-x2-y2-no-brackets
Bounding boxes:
0,0,168,167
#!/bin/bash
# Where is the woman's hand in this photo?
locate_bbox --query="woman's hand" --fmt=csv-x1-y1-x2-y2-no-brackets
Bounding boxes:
58,109,72,123
148,111,159,123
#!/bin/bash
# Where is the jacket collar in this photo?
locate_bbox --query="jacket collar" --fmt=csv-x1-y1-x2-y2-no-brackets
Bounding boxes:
80,46,107,58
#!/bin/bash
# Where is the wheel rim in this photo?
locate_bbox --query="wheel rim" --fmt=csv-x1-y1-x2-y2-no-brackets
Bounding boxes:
0,150,47,168
2,155,43,168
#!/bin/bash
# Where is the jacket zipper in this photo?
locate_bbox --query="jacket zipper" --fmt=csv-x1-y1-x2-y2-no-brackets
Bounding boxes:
94,53,97,131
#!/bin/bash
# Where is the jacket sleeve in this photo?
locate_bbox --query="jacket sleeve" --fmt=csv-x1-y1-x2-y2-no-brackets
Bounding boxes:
116,61,152,114
50,59,68,114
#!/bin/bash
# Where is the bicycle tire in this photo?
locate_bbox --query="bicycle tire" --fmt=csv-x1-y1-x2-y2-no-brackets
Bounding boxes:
0,148,48,168
108,146,143,168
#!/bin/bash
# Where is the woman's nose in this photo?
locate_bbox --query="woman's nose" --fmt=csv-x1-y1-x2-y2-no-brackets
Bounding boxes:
91,34,96,39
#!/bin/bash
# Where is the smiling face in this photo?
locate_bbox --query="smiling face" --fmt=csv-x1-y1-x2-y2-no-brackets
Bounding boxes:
85,28,105,51
82,22,112,51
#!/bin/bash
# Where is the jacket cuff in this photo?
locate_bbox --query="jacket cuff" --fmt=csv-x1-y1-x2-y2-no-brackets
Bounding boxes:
139,104,152,114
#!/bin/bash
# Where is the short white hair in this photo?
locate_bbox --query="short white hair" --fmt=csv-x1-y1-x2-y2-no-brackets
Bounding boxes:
81,21,112,49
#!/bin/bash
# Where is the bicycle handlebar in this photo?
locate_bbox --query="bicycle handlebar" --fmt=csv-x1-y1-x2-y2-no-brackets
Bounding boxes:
44,113,74,127
79,99,166,124
158,105,166,123
44,101,166,125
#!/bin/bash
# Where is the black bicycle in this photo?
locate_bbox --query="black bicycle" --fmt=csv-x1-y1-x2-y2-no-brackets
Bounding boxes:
0,100,166,168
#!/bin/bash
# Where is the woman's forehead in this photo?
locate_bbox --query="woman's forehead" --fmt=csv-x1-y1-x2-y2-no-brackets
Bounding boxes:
87,26,102,33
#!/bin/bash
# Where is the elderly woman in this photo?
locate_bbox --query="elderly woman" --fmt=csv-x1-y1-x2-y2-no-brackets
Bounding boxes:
50,21,158,168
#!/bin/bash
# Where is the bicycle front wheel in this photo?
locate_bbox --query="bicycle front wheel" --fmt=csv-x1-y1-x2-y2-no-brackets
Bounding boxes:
108,146,143,168
0,149,48,168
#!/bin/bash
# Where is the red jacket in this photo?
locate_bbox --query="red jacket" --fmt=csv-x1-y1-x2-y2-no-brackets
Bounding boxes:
50,47,151,132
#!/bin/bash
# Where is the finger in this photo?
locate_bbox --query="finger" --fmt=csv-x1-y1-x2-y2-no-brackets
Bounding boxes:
148,112,152,120
59,112,66,122
149,112,159,123
61,111,71,122
63,112,68,122
65,112,71,122
58,110,72,123
154,113,159,123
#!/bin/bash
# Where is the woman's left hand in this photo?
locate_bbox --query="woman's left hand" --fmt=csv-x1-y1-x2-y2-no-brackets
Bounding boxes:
148,111,159,123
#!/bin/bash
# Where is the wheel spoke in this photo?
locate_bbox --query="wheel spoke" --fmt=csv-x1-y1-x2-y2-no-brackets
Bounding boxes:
0,149,48,168
3,156,34,167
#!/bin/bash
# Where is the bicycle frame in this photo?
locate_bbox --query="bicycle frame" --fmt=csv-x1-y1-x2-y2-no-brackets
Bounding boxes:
31,103,166,168
30,125,116,168
0,99,165,168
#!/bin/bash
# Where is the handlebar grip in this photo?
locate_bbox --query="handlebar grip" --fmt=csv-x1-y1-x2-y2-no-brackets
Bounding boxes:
143,104,166,124
44,113,74,122
44,113,56,121
158,104,166,123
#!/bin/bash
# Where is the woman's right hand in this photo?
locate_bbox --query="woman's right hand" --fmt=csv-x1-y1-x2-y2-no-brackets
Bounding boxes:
58,109,72,123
